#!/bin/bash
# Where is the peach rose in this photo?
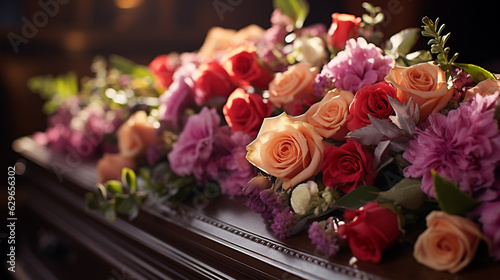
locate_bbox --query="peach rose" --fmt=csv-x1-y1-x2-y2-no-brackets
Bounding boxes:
268,62,319,113
96,153,137,183
117,111,160,158
413,211,492,273
385,62,454,123
198,25,265,59
246,113,324,190
291,88,354,140
464,79,500,102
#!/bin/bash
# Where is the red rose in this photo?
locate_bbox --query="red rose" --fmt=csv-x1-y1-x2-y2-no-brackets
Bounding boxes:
149,55,177,88
321,139,376,193
339,202,402,263
194,60,236,106
347,81,398,131
224,45,274,89
223,88,272,137
327,13,361,51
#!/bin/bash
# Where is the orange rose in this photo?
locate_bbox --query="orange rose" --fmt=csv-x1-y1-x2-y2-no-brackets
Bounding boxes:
198,25,265,59
463,78,500,102
268,62,319,113
96,153,137,183
385,62,453,123
246,113,324,190
117,111,160,158
413,211,492,273
291,89,354,140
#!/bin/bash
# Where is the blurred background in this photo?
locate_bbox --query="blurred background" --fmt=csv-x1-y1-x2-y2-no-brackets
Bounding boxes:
2,0,500,177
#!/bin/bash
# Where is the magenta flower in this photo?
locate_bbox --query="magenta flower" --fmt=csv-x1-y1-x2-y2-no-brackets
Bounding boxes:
314,37,394,94
158,63,197,130
477,199,500,260
404,93,500,198
213,131,256,197
168,107,219,183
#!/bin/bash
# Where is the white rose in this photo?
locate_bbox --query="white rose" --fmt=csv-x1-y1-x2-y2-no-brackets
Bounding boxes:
293,36,328,68
290,181,319,215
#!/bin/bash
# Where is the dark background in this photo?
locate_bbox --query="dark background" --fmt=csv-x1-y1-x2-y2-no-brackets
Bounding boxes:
1,0,500,168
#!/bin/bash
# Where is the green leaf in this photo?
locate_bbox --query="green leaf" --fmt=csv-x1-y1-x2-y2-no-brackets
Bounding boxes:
432,170,479,216
452,63,496,83
115,196,136,214
105,180,124,195
385,28,420,57
122,168,137,193
84,193,99,210
333,185,381,210
273,0,309,29
96,184,107,201
109,54,154,79
377,178,426,210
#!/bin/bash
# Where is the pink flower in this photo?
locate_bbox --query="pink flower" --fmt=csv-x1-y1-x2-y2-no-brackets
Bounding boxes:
403,93,500,198
168,107,219,183
315,37,394,94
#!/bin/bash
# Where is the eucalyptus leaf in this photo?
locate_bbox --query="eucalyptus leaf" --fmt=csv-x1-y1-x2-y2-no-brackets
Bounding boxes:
377,178,426,210
333,185,381,210
432,170,479,216
453,63,496,83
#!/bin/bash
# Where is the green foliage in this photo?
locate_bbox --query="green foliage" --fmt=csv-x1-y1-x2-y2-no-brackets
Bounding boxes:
27,72,79,114
85,168,148,221
385,28,432,66
332,185,381,210
376,178,426,210
432,170,479,216
421,17,459,72
273,0,309,29
452,63,496,83
360,2,384,44
109,54,154,80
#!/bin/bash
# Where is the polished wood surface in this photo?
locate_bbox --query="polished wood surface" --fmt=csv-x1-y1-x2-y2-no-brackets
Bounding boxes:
12,137,500,279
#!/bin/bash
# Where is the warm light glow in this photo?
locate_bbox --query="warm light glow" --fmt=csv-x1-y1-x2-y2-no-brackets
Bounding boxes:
114,0,144,9
64,31,86,52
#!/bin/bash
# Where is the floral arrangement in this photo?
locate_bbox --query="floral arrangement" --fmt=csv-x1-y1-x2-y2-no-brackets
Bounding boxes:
29,0,499,275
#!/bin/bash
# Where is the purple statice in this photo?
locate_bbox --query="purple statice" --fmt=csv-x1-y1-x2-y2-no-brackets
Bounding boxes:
451,67,475,101
168,107,219,184
242,175,273,214
403,93,500,198
308,217,341,257
158,63,197,131
271,207,295,239
259,189,284,220
314,37,394,94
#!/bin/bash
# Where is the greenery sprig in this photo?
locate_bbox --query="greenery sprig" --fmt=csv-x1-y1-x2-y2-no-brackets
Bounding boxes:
421,16,459,72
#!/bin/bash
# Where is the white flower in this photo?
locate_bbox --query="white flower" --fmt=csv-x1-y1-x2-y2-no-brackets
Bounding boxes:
290,181,319,215
293,36,328,68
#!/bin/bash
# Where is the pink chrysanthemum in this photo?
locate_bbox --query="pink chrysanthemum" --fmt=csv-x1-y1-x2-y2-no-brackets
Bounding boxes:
314,37,394,94
403,93,500,198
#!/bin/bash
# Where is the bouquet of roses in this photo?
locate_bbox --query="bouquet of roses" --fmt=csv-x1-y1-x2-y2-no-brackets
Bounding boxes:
240,4,499,274
30,0,499,274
